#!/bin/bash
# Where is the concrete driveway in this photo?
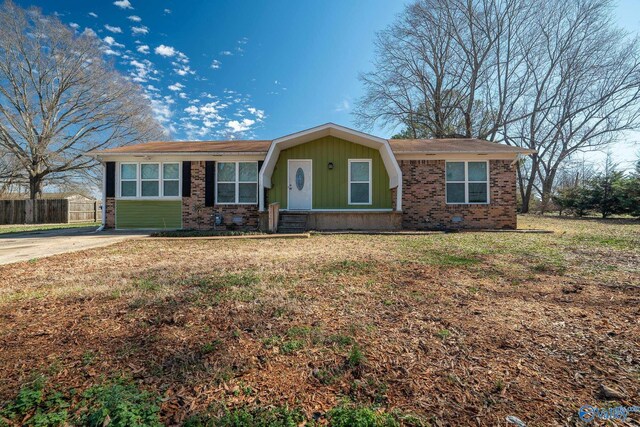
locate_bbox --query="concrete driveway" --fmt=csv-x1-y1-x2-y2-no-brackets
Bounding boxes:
0,227,148,265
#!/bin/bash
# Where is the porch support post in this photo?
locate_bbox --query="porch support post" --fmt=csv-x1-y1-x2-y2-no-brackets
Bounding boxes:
258,174,264,211
396,180,402,211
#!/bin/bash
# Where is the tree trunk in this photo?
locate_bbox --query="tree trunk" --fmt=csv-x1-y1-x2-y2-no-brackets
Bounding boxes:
29,175,42,200
539,168,558,214
517,159,537,214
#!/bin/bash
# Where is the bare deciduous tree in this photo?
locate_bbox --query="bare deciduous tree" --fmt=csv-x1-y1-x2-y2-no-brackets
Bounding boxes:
355,0,640,212
0,1,165,199
356,0,534,139
506,0,640,212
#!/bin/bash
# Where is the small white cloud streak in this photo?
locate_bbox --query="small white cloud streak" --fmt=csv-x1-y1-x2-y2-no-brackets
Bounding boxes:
113,0,133,10
104,24,122,33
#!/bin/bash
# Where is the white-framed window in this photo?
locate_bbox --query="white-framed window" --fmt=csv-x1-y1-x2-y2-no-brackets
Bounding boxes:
118,162,181,198
140,163,160,197
348,159,372,205
216,161,258,204
120,163,138,197
162,163,180,197
445,161,489,204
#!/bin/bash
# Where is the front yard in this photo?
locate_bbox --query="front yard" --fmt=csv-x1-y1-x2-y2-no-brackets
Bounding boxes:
0,216,638,426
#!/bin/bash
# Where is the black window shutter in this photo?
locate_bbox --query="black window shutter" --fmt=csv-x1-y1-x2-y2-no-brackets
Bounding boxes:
182,161,191,197
105,162,115,198
205,161,215,207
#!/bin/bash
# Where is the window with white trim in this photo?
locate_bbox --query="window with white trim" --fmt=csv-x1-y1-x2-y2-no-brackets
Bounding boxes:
216,162,258,204
118,162,181,198
348,159,372,205
446,161,489,204
162,163,180,196
141,163,159,197
120,163,137,197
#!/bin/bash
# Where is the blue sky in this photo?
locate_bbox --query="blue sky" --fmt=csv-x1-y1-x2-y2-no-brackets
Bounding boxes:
15,0,640,167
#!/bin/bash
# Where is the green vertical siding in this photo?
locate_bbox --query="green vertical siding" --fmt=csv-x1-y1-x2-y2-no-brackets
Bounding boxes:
268,136,392,209
116,200,182,229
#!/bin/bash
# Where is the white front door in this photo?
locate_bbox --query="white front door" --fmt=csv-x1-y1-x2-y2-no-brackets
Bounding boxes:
288,159,312,210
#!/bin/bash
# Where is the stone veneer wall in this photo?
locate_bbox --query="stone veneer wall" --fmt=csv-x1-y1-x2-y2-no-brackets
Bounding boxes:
182,161,260,230
400,159,517,230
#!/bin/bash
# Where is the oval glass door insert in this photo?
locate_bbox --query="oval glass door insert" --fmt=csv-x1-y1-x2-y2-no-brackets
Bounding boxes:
295,167,304,190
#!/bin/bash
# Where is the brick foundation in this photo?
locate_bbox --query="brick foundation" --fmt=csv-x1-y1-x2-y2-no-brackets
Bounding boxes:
181,161,260,231
400,159,516,230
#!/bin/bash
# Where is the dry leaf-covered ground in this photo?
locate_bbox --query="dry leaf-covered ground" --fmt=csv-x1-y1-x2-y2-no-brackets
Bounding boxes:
0,215,638,425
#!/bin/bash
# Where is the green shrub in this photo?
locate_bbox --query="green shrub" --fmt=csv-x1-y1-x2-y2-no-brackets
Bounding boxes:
185,406,305,427
327,405,399,427
348,345,365,368
0,376,70,426
77,379,162,427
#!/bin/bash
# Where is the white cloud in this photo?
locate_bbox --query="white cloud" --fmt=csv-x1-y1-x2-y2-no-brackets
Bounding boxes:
88,12,98,18
129,59,158,83
69,22,79,29
179,92,188,99
155,44,176,56
220,50,232,56
210,60,221,69
113,0,133,9
184,105,199,115
227,118,255,133
82,27,97,38
131,25,149,35
127,15,142,22
334,99,351,112
164,8,172,14
247,107,265,120
168,82,185,91
136,44,149,54
174,64,194,76
103,49,120,56
103,36,124,48
104,24,122,33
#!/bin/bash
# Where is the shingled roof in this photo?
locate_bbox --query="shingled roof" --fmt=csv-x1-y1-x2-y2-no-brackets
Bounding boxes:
388,138,532,154
89,138,532,156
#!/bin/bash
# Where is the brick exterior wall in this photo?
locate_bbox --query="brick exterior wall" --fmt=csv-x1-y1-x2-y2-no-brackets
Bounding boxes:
182,161,260,231
104,197,116,228
400,159,517,230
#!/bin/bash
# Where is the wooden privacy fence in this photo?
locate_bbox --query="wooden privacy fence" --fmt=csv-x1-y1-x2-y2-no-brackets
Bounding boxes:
0,199,101,225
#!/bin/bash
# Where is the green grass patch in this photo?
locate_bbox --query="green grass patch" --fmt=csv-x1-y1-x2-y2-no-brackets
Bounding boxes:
325,334,356,348
133,278,161,292
184,406,306,427
323,260,377,276
422,251,480,267
0,222,99,235
184,403,425,427
327,404,399,427
436,329,451,340
348,345,366,368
